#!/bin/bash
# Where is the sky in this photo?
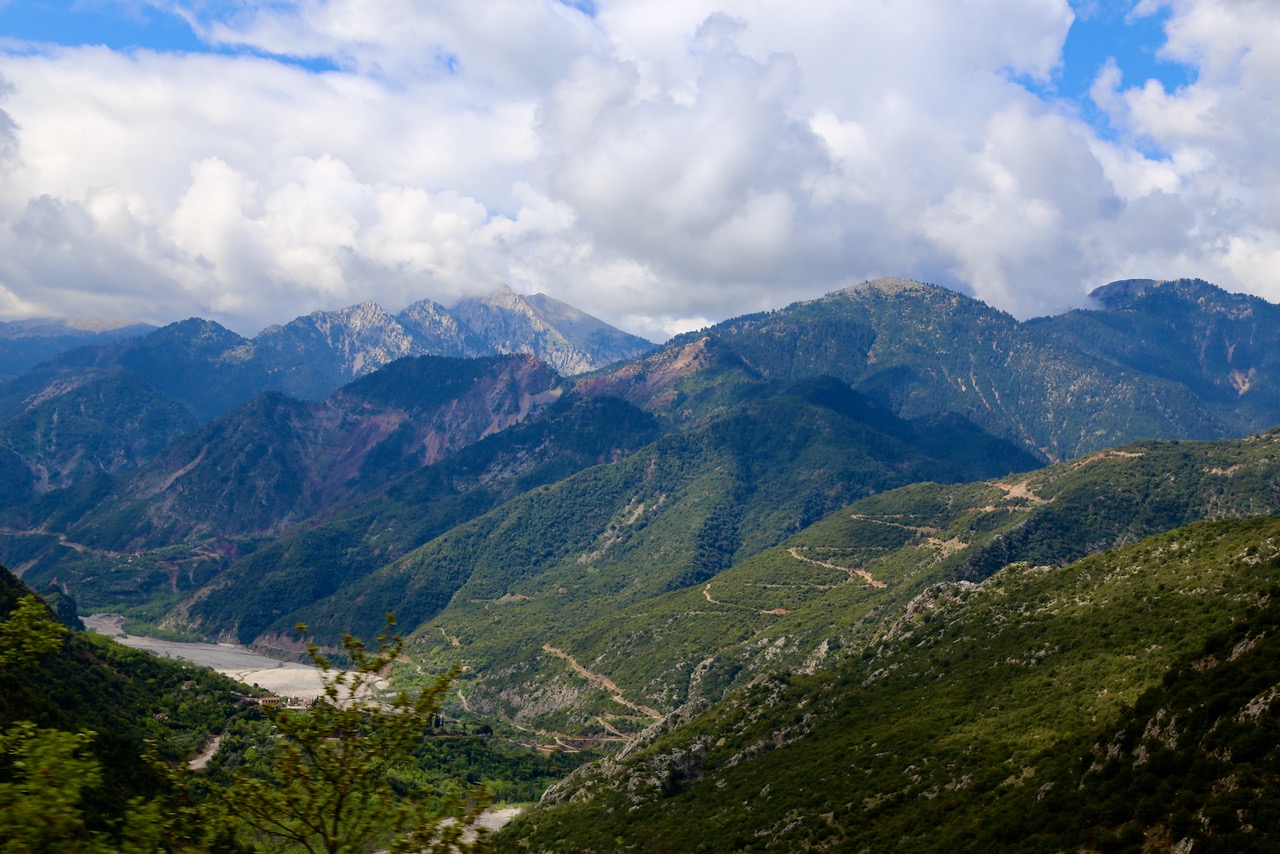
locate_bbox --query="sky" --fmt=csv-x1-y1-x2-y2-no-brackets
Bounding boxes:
0,1,1276,343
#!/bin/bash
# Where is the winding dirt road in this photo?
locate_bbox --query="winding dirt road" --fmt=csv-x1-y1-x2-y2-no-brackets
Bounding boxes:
541,644,661,720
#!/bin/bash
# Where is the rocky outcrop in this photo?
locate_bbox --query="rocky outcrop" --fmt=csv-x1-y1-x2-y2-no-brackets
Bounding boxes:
539,699,711,808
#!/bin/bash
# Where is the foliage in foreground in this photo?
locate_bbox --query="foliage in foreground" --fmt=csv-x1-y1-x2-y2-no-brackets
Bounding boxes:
0,584,490,853
227,622,490,853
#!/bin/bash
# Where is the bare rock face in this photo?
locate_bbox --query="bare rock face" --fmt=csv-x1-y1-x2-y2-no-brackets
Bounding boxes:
450,286,594,375
255,289,653,396
396,297,489,358
451,285,652,376
254,302,419,398
523,292,655,369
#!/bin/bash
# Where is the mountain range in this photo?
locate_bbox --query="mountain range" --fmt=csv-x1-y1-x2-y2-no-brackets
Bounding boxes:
3,275,1280,850
0,286,652,504
0,316,158,377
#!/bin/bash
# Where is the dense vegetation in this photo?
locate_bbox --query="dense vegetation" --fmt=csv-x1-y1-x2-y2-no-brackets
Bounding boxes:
505,513,1280,851
0,572,551,851
0,566,254,836
2,354,563,609
4,277,1280,850
184,393,663,645
400,429,1280,742
631,278,1255,460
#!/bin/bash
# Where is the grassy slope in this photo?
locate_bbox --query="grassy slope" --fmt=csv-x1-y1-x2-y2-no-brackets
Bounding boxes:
437,431,1280,747
330,387,1036,732
505,512,1280,852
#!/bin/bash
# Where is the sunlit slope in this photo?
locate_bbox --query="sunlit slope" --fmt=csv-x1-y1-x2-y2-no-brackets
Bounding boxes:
305,387,1035,728
506,510,1280,851
397,430,1280,747
582,278,1279,460
177,393,661,644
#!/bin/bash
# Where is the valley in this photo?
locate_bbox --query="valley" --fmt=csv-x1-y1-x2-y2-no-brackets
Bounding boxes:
4,276,1280,850
82,613,332,700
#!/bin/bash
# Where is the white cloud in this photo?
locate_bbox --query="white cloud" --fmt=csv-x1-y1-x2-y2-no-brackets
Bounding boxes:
0,0,1276,338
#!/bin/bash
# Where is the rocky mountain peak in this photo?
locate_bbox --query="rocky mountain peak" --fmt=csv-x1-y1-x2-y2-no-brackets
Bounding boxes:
397,298,488,359
842,277,936,296
255,301,416,380
1088,278,1161,306
450,288,593,375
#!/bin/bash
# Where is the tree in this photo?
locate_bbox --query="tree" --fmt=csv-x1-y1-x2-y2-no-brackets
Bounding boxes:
0,721,102,853
0,593,486,853
0,594,100,851
225,617,490,853
0,593,67,669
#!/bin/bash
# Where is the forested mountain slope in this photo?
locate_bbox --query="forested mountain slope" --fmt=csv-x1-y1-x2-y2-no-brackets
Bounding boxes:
0,567,251,829
0,366,197,506
175,393,663,646
0,355,560,608
1,277,1279,850
393,429,1280,745
505,511,1280,851
1033,277,1280,432
580,277,1280,461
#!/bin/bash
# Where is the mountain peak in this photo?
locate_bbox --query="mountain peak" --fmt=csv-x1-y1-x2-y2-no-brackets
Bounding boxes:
451,289,652,374
1089,277,1232,308
1088,278,1160,305
841,277,937,296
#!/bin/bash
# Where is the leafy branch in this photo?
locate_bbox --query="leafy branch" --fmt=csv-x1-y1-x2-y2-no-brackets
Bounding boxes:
226,615,491,853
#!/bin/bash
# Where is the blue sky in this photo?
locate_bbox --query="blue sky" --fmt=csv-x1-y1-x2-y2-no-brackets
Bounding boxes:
0,1,339,70
0,1,207,53
1059,1,1194,98
0,1,1193,125
0,1,1275,337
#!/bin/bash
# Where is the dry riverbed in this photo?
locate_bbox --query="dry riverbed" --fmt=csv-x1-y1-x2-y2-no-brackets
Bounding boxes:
84,616,524,835
84,614,331,700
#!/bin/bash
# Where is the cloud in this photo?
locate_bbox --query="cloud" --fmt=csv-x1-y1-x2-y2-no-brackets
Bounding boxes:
0,0,1276,340
1100,0,1280,300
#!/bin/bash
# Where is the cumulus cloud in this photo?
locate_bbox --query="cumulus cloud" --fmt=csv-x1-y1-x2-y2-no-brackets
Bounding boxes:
0,0,1276,340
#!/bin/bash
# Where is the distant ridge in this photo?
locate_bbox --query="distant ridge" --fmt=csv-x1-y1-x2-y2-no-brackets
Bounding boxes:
6,289,654,414
0,316,156,376
1088,277,1160,303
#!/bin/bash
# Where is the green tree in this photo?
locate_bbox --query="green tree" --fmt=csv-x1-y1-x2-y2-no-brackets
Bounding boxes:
0,593,67,669
0,594,101,851
225,618,490,853
0,721,103,853
0,593,484,853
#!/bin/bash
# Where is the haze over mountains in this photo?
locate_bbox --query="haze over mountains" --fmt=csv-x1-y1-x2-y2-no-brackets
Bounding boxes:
4,275,1280,850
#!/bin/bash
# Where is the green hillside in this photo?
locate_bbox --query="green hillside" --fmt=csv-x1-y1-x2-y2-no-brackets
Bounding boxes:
180,393,662,644
0,366,196,504
1032,277,1280,432
2,279,1280,849
0,567,252,831
388,430,1278,747
2,354,563,613
301,383,1035,732
583,278,1280,461
505,511,1280,851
